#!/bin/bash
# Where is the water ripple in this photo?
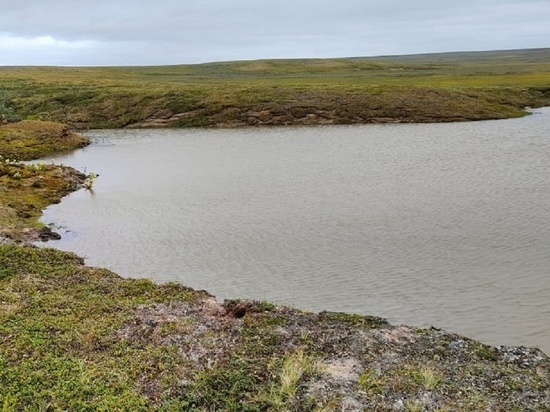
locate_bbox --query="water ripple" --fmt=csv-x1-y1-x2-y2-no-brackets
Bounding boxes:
39,108,550,353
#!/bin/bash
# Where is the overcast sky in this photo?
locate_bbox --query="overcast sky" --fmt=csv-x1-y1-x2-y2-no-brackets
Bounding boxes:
1,0,548,66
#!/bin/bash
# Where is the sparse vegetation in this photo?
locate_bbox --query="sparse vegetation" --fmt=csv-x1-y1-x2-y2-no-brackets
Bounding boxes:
83,171,98,190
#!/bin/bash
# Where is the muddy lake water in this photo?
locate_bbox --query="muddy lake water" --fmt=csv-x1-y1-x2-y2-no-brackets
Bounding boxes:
39,108,550,353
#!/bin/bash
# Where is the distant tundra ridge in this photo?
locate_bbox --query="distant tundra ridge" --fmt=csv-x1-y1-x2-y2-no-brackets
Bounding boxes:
0,48,549,129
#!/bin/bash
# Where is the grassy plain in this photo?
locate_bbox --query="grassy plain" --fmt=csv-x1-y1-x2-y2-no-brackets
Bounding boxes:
1,48,549,129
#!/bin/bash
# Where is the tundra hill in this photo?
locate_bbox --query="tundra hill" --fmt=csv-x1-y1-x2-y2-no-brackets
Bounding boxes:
0,48,549,128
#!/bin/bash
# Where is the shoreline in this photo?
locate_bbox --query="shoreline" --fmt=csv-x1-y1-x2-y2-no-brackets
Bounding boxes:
123,102,536,129
56,110,550,355
1,120,549,409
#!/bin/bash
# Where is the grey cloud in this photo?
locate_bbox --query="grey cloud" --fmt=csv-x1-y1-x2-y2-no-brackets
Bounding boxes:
0,0,548,65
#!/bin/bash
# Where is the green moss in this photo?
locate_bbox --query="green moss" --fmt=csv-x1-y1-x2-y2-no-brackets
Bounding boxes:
0,120,89,161
0,245,83,280
0,162,85,238
474,343,499,361
0,244,210,411
318,311,388,328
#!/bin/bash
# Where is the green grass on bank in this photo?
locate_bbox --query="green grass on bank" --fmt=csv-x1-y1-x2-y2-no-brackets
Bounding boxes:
1,48,549,128
0,120,89,160
0,245,207,411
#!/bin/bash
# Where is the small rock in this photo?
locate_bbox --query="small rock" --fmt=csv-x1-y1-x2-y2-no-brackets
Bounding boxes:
38,226,61,241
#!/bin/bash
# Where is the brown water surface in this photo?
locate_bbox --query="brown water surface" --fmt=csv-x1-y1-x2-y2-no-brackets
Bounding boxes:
40,108,550,353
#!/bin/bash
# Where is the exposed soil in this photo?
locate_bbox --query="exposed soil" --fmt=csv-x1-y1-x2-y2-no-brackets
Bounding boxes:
125,88,540,129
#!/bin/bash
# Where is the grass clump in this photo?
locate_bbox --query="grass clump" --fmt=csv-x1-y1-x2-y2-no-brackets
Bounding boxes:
259,348,323,409
83,171,98,190
412,366,443,390
358,369,384,394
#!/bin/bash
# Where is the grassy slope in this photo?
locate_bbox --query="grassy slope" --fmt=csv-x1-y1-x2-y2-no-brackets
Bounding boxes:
0,48,549,129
